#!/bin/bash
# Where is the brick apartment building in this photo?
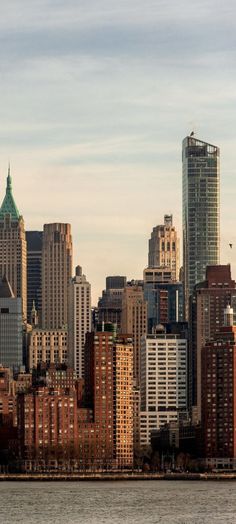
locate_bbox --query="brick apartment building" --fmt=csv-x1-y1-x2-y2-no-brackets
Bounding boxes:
202,306,236,469
17,331,134,471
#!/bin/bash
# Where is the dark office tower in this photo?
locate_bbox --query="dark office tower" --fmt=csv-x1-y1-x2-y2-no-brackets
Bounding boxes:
106,276,127,290
0,276,23,371
202,306,236,469
26,231,42,325
182,136,220,318
189,265,236,422
143,267,184,332
42,223,73,329
97,276,127,331
0,170,27,320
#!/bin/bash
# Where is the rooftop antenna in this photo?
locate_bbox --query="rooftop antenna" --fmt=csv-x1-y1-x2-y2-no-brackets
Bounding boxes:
188,120,197,138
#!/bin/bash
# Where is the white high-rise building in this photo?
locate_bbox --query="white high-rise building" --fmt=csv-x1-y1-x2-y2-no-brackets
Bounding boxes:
140,329,188,446
68,266,91,378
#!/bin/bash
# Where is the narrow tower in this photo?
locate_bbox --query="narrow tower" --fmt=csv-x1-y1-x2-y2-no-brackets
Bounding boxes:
42,223,72,329
0,169,27,319
68,265,91,378
182,136,220,317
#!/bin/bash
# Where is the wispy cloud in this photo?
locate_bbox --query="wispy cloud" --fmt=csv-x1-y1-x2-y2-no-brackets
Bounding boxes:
0,0,236,300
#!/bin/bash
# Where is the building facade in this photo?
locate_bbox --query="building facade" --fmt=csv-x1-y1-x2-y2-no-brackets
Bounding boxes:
42,223,73,329
0,276,23,371
84,330,134,469
202,307,236,468
140,330,188,446
0,365,16,426
98,276,127,331
148,215,179,281
0,171,27,319
189,265,236,421
68,266,91,378
113,335,134,469
28,329,68,370
144,269,184,333
26,231,42,325
182,136,220,317
18,385,78,461
121,284,147,385
16,328,134,470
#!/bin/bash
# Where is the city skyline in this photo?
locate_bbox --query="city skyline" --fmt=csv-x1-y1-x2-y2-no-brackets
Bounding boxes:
0,140,234,306
1,1,236,302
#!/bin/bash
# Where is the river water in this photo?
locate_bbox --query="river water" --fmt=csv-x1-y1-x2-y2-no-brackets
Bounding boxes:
0,480,236,523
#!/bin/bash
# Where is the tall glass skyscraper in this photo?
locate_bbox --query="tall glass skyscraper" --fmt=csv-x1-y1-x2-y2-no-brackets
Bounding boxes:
26,231,42,325
182,136,220,317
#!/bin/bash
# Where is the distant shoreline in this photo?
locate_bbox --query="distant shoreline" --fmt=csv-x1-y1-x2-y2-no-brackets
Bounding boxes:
0,472,236,481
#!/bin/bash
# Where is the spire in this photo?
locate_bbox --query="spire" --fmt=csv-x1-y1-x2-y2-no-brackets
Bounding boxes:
7,163,12,190
31,300,38,327
0,167,20,221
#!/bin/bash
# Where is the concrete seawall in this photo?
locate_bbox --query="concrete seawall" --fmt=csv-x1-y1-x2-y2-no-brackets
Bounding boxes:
0,472,236,481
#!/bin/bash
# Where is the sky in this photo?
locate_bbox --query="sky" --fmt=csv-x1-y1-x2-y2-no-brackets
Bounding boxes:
1,0,236,303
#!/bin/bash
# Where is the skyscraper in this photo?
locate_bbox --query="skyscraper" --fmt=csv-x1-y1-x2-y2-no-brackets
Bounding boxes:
0,170,27,319
113,334,134,469
148,215,179,281
42,223,72,329
84,329,134,469
121,284,147,385
26,231,42,325
140,327,188,446
182,136,220,317
68,265,91,378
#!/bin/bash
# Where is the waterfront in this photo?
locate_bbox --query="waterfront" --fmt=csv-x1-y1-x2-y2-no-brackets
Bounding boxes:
0,480,236,523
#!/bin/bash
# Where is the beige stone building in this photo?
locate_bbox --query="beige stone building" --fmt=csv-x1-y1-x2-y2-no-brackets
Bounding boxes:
28,329,68,370
143,266,172,284
148,214,179,281
42,223,72,329
0,171,27,319
121,285,147,385
68,265,91,378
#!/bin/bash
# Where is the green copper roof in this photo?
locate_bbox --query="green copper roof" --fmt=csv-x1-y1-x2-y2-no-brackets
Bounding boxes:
0,167,20,221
